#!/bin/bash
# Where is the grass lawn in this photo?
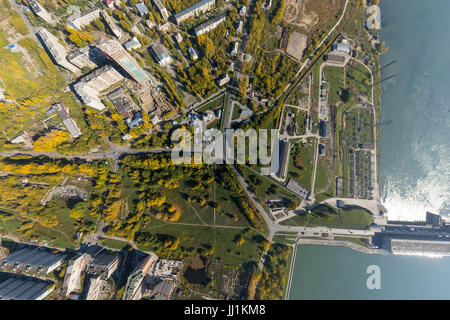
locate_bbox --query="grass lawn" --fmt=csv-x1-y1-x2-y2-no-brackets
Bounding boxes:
197,91,226,113
280,212,308,226
101,238,131,250
138,223,263,266
287,138,315,190
323,66,344,106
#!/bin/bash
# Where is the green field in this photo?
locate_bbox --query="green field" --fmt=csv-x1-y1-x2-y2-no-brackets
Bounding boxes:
287,138,315,190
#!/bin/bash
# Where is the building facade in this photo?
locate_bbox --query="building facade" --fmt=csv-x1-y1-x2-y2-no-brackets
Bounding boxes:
173,0,215,25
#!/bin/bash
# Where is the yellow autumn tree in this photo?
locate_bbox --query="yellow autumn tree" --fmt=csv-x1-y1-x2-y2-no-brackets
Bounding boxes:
33,130,71,152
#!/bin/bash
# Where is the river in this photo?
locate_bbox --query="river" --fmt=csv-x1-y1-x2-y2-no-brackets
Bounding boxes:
288,0,450,299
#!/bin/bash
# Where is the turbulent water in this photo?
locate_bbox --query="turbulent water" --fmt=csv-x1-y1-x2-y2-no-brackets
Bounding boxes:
379,0,450,221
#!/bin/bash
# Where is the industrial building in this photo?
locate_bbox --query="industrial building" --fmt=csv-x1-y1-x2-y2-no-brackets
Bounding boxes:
0,247,67,275
382,236,450,257
152,0,169,20
286,179,310,199
0,277,54,300
173,0,215,25
67,46,103,69
193,13,226,36
36,28,79,73
100,10,122,39
86,250,120,280
67,7,101,30
150,43,172,66
52,102,82,138
97,38,152,84
73,65,124,110
61,253,90,297
28,0,53,23
123,254,157,300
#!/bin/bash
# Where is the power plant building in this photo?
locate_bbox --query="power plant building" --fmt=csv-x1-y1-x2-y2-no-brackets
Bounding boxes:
383,236,450,257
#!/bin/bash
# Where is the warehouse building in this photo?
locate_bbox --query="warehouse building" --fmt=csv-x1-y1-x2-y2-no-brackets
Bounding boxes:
173,0,215,25
1,247,67,275
52,102,82,138
0,277,54,300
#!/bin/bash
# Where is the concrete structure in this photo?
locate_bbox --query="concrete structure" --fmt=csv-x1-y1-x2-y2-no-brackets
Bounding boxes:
36,28,79,73
86,250,119,280
286,179,310,199
152,0,169,20
67,45,106,69
0,247,67,274
383,236,450,257
173,0,215,25
150,43,172,66
73,65,124,111
0,277,54,300
28,0,53,23
135,2,148,17
67,7,101,30
100,10,122,39
84,275,106,300
96,38,152,84
61,253,89,297
194,13,226,36
52,102,82,138
123,254,157,300
124,37,141,51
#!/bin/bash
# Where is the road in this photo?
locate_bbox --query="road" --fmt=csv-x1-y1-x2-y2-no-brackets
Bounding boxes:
0,146,170,162
233,167,375,242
